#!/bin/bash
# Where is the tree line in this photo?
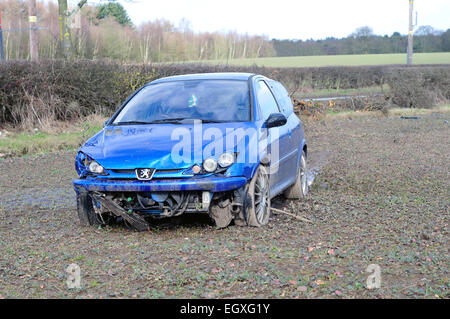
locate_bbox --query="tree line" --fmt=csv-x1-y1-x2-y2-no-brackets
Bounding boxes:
0,0,448,63
0,0,274,61
273,26,450,56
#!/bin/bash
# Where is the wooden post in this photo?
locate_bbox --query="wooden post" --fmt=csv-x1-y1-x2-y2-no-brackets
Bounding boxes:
28,0,39,62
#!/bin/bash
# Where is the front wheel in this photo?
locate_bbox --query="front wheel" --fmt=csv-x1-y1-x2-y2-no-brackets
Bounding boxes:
284,151,308,199
245,165,271,227
77,192,111,227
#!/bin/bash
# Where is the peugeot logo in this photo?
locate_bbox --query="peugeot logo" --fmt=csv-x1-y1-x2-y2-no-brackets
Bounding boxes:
135,168,155,181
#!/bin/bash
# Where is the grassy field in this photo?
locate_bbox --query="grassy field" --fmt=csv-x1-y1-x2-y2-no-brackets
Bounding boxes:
0,116,105,157
193,52,450,67
0,108,448,298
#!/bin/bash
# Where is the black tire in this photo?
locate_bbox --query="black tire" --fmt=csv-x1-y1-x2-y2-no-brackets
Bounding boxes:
245,165,271,227
284,151,308,199
77,191,101,226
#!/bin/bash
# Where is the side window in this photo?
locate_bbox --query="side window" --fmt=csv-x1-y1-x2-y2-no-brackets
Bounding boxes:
270,82,294,117
256,80,280,120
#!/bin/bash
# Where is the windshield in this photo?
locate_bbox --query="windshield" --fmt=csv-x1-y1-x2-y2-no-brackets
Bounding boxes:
112,80,250,124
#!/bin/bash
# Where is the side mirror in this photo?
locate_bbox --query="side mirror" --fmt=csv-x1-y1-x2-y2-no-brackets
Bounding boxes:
264,113,287,128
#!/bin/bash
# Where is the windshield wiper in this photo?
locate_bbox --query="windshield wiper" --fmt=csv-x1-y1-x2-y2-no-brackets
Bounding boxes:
114,118,227,125
150,118,225,124
113,121,154,125
148,118,187,124
198,119,225,123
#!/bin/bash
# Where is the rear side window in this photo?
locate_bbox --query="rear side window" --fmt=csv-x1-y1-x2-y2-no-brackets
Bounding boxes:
256,80,280,120
269,81,294,117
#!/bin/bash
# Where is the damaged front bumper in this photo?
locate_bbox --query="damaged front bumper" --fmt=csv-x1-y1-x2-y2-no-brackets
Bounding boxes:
73,175,248,225
73,176,247,193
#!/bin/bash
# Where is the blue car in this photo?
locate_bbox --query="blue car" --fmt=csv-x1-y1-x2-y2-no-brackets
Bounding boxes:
73,73,308,230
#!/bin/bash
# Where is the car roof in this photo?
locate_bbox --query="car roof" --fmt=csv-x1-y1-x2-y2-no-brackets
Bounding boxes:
149,72,256,84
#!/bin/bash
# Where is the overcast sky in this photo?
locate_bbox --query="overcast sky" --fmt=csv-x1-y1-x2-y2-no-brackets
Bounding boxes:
75,0,450,40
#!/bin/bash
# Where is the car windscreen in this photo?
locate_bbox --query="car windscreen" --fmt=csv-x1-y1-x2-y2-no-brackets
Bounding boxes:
112,80,251,124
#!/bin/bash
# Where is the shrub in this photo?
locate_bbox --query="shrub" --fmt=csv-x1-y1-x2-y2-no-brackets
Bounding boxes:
1,60,448,127
387,69,434,108
386,67,450,108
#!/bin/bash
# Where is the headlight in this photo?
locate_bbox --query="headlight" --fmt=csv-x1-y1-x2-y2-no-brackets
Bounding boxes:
218,153,234,168
203,158,217,173
88,161,105,174
76,152,88,167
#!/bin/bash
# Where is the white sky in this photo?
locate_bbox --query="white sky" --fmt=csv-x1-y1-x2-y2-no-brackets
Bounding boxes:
71,0,450,40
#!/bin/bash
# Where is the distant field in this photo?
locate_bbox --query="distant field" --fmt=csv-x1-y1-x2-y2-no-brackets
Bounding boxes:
193,52,450,67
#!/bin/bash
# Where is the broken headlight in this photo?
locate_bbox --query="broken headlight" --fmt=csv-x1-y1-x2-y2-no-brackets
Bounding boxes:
75,152,105,176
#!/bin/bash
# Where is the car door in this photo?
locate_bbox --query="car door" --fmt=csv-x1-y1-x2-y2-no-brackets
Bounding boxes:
268,81,300,188
254,79,290,194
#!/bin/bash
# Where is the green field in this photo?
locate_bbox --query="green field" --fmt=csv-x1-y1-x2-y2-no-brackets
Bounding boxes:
195,52,450,67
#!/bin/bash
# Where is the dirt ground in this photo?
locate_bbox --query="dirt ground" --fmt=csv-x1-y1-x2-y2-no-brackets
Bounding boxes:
0,112,448,298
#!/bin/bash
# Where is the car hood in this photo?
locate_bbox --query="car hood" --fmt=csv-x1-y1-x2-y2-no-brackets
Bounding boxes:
80,122,258,169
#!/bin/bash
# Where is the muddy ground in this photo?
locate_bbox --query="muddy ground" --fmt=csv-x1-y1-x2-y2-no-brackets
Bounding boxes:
0,112,448,298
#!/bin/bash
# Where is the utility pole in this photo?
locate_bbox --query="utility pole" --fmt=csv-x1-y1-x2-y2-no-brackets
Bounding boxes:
58,0,87,58
28,0,39,62
0,3,5,61
58,0,71,58
407,0,414,65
